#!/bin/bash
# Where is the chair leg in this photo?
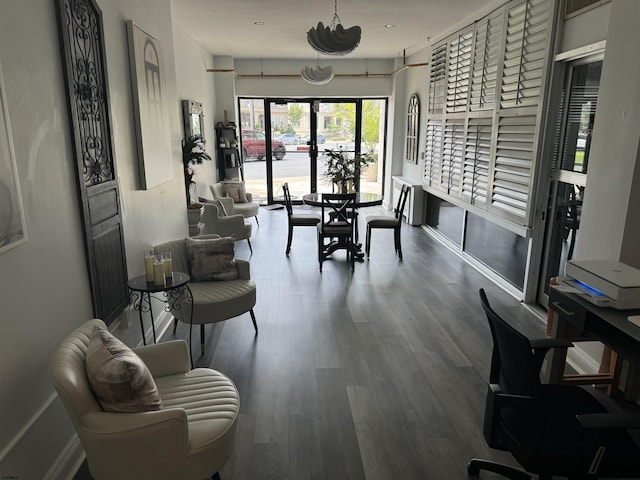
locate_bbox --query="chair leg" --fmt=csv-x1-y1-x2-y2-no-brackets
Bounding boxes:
247,238,253,253
286,224,293,255
395,228,403,260
254,215,259,227
250,309,258,332
200,324,205,355
365,225,371,257
173,317,178,334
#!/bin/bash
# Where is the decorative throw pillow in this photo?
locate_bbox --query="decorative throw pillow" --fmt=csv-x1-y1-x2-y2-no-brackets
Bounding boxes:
223,181,248,203
185,236,239,281
85,326,162,413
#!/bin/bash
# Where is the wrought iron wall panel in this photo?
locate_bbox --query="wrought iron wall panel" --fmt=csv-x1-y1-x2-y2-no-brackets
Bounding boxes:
56,0,129,324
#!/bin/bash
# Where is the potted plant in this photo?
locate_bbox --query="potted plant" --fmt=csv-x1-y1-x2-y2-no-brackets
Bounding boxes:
323,146,373,192
182,135,212,207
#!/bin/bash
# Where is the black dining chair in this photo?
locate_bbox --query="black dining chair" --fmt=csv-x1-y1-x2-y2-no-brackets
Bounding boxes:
468,288,640,479
282,182,321,255
365,184,409,259
317,193,356,272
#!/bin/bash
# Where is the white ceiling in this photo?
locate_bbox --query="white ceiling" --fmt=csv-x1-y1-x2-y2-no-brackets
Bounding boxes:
171,0,506,60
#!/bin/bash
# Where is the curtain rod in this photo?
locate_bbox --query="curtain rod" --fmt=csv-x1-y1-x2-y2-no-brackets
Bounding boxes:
205,62,428,78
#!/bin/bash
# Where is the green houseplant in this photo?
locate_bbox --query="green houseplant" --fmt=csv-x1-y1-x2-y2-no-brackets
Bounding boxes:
323,146,373,192
182,135,212,206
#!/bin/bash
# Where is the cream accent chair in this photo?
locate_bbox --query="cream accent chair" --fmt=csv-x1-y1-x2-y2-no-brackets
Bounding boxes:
210,182,260,226
49,319,239,480
154,235,257,355
199,201,253,253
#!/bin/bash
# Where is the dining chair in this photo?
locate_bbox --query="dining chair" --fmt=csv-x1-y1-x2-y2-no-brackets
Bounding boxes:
283,182,321,255
317,193,357,272
365,183,410,259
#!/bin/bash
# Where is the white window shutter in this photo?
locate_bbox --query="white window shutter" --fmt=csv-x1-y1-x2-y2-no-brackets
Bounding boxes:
429,44,448,115
470,10,504,111
424,120,443,187
463,117,493,205
447,30,473,113
490,114,536,219
441,119,465,195
500,0,550,109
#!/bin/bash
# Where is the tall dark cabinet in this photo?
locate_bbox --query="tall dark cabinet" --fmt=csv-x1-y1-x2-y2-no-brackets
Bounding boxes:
215,122,242,181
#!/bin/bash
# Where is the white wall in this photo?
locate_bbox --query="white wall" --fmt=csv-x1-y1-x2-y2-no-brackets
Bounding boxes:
172,22,218,201
574,0,640,268
0,0,214,477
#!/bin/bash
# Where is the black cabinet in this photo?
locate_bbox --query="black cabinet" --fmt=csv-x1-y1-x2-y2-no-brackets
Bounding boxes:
215,122,242,181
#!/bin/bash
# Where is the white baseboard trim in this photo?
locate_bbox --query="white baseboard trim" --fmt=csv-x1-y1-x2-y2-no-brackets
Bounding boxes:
44,435,84,480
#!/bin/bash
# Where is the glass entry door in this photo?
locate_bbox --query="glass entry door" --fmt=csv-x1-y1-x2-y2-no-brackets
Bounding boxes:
238,97,386,204
269,100,313,203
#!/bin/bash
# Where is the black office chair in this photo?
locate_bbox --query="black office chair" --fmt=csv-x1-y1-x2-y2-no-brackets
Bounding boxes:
317,193,356,272
365,183,410,259
282,182,321,255
469,288,640,479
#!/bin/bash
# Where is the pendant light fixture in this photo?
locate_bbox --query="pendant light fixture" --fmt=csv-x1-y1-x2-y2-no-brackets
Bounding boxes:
307,0,361,56
301,54,335,85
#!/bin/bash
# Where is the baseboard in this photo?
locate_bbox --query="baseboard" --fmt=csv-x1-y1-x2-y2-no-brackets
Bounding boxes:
44,436,84,480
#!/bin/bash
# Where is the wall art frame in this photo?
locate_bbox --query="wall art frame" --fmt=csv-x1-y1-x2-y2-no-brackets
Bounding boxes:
405,93,420,164
0,61,28,253
126,20,173,190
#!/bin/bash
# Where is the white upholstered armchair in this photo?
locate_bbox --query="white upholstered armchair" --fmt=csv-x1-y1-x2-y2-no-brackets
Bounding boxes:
154,235,257,355
210,182,260,226
49,319,239,480
199,201,253,253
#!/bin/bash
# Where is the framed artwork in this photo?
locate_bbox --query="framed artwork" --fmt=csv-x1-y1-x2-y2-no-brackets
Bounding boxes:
405,93,420,164
127,20,173,190
182,99,204,141
0,61,27,253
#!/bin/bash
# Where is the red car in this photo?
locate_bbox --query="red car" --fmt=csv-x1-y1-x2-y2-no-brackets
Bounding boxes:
241,130,287,161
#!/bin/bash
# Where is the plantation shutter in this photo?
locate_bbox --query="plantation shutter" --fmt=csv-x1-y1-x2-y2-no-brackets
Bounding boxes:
490,114,537,218
428,44,447,115
423,0,553,230
501,0,550,109
463,118,492,205
447,30,473,113
441,120,465,195
424,120,442,187
470,10,504,111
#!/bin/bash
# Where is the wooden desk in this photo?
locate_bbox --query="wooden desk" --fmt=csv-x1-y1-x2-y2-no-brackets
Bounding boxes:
547,285,640,397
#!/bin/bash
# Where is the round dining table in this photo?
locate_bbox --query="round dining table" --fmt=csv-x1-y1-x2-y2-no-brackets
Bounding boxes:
302,192,383,262
302,191,383,208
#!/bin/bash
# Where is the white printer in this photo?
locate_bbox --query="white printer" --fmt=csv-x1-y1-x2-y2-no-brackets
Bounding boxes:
558,260,640,309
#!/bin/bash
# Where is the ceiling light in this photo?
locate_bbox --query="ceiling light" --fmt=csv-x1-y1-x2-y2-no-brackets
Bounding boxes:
307,0,361,56
301,60,335,85
385,24,395,28
254,21,264,25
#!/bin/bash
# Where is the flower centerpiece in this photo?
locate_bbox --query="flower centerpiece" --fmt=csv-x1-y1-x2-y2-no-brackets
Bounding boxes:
182,135,212,206
323,146,373,192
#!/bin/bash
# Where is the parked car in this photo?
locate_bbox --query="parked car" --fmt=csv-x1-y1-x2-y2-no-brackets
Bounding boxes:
241,130,287,161
302,134,326,144
275,133,300,145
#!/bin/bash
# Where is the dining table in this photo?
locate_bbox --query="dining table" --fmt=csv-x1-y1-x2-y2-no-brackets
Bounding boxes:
303,191,383,261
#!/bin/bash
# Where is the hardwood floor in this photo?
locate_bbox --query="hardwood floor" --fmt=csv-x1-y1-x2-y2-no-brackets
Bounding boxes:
76,204,549,480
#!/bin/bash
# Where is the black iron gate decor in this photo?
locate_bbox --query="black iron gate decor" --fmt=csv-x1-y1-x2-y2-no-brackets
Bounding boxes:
55,0,129,324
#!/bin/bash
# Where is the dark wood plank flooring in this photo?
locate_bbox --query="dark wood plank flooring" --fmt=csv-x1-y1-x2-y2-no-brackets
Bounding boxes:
76,204,550,479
